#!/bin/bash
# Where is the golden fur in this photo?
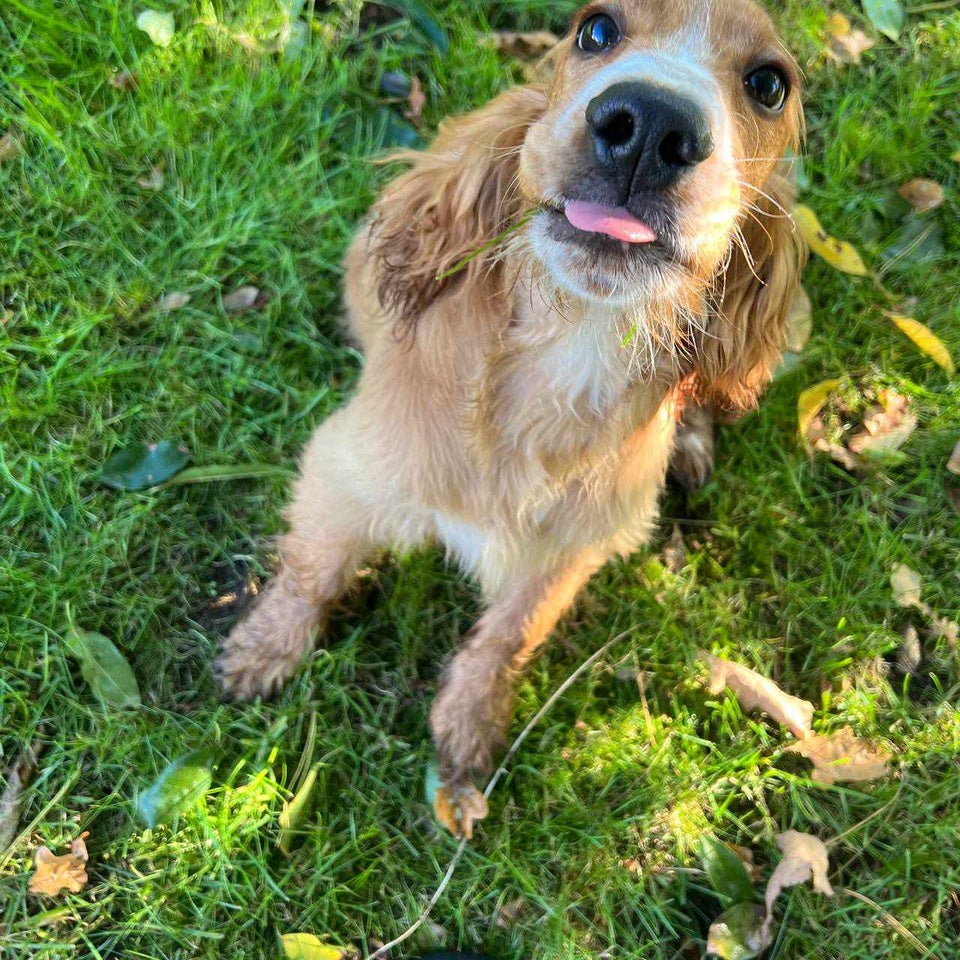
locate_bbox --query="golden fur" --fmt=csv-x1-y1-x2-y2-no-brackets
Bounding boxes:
218,0,805,836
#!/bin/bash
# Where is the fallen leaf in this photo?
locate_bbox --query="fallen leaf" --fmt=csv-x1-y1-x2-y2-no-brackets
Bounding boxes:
847,390,917,458
948,439,960,476
786,727,891,784
279,763,320,855
494,896,527,928
784,285,813,353
706,902,769,960
792,205,868,276
797,378,843,444
699,652,814,739
379,70,412,98
28,833,89,896
137,750,213,827
1,740,44,851
895,625,921,676
101,440,190,490
887,314,955,374
825,13,875,63
433,784,488,839
0,131,22,162
879,215,945,270
862,0,905,41
700,835,757,904
136,9,175,47
663,524,686,574
386,0,449,52
109,70,139,91
760,831,833,942
222,285,260,312
137,165,164,190
897,178,944,212
280,933,347,960
63,622,142,710
489,29,559,59
155,291,190,311
891,563,922,608
404,76,426,123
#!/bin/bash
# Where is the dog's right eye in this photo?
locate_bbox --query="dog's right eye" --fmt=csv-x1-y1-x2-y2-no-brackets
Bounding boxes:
576,13,621,54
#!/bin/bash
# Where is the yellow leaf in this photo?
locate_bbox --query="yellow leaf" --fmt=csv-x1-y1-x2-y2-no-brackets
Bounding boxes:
825,13,874,64
797,378,843,442
792,205,868,275
281,934,346,960
887,314,955,374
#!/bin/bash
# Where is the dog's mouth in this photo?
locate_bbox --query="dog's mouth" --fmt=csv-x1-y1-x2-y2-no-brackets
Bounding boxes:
540,198,680,265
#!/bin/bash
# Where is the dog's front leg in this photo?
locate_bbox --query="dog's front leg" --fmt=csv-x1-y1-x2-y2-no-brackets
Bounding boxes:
429,549,604,837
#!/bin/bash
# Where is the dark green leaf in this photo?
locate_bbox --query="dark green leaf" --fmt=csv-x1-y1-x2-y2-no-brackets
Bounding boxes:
160,463,293,487
137,750,213,827
101,440,189,490
706,902,769,960
380,70,412,98
862,0,905,41
386,0,448,52
375,107,422,149
700,837,757,904
879,215,945,271
63,624,141,709
279,763,321,855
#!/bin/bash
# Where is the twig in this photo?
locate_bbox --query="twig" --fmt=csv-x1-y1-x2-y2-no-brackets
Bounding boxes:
841,887,938,958
364,629,632,960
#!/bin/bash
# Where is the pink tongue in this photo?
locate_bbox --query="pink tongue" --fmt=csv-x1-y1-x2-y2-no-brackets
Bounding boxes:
564,201,656,243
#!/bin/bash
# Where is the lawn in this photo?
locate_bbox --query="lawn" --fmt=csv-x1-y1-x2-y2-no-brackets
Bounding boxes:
1,0,958,957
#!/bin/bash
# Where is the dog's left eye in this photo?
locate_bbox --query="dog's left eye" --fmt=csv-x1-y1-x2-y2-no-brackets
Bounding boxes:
743,66,788,112
576,13,621,54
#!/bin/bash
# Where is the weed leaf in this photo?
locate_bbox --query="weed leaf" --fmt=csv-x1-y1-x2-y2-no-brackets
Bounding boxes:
279,764,321,855
887,314,954,373
64,623,141,709
101,440,189,490
137,750,213,827
706,902,768,960
280,933,346,960
700,836,757,904
862,0,905,41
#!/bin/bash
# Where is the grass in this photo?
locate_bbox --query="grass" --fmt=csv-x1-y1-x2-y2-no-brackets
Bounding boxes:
1,0,959,957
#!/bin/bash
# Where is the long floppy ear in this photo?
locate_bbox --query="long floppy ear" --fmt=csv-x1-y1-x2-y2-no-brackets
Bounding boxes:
371,85,549,336
695,166,806,411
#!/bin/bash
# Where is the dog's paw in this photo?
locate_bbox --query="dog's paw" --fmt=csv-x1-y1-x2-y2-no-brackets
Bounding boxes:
434,780,489,840
216,620,302,700
668,406,715,492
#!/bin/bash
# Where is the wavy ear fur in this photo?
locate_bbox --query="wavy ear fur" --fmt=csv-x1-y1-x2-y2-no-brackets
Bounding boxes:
695,166,806,411
371,85,549,336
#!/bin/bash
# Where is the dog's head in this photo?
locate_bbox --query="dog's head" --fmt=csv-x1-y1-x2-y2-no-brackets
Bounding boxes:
372,0,803,408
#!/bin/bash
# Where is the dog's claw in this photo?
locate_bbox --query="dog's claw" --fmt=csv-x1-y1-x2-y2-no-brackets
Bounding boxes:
434,782,488,839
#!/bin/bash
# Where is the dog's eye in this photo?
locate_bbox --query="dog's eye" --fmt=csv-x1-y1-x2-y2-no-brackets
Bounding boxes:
576,13,621,54
743,66,788,112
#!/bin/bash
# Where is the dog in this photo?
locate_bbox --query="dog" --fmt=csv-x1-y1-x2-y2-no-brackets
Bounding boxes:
218,0,804,838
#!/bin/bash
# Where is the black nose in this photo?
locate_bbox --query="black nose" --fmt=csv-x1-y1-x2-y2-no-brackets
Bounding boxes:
586,81,713,196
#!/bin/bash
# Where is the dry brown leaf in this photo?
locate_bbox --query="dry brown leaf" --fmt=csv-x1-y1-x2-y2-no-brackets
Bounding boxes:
490,29,559,59
1,740,44,850
897,178,944,212
947,438,960,476
663,524,686,574
0,132,21,163
699,651,814,738
825,13,875,64
891,563,922,608
786,727,891,784
222,285,260,312
494,896,527,928
895,625,921,676
847,391,917,457
760,831,833,941
156,291,190,311
403,76,427,124
109,70,139,91
28,833,89,896
137,165,164,190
